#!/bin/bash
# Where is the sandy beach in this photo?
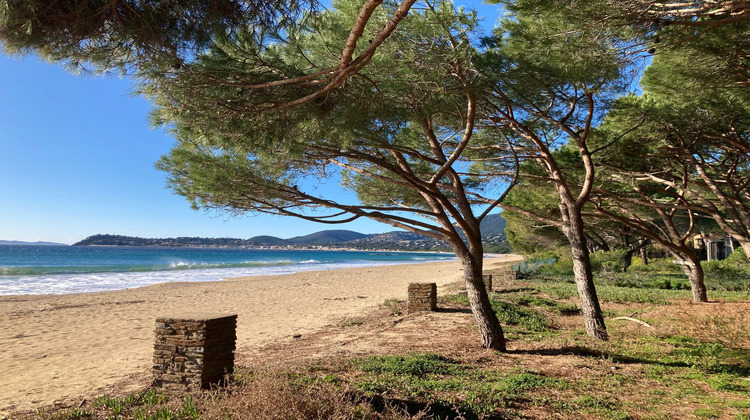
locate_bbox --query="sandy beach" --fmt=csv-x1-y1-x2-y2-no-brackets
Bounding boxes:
0,256,521,416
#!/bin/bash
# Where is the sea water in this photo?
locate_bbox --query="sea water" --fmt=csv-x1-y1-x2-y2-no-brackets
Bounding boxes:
0,245,455,295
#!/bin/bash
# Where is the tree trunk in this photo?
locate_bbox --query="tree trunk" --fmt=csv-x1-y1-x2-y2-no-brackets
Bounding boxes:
458,254,506,351
741,241,750,261
640,248,648,265
678,256,708,302
623,250,633,272
564,213,608,341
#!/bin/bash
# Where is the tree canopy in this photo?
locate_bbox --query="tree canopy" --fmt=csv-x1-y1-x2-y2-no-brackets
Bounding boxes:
151,0,519,350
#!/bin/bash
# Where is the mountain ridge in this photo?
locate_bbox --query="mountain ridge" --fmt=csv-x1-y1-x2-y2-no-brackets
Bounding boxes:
0,240,68,246
72,214,509,252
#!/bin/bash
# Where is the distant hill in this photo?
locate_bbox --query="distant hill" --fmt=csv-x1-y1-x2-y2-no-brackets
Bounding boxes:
0,240,68,246
287,230,368,244
346,231,450,251
73,234,253,247
480,213,506,238
246,235,288,246
73,218,510,252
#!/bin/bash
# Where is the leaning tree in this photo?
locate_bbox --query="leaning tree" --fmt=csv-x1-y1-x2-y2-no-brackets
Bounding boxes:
594,22,750,262
149,0,518,350
1,0,522,350
473,0,636,341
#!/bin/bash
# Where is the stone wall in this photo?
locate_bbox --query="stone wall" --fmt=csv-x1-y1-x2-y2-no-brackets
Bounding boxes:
153,313,237,392
407,283,437,313
500,269,518,282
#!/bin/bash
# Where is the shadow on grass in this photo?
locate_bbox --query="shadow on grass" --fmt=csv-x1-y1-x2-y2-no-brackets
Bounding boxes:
494,287,541,294
508,346,693,368
435,307,473,314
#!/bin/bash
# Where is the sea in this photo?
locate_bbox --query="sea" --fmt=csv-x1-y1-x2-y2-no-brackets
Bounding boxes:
0,245,456,296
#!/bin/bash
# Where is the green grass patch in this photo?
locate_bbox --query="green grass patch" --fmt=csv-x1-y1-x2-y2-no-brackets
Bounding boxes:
694,407,723,418
440,292,553,334
352,353,462,377
351,354,569,418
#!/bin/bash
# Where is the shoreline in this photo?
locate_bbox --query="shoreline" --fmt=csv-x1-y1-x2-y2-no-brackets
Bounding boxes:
0,249,465,297
0,256,522,415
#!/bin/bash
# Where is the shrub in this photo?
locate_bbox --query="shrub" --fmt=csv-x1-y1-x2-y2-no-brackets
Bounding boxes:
590,250,629,274
725,247,748,264
538,256,574,276
702,249,750,291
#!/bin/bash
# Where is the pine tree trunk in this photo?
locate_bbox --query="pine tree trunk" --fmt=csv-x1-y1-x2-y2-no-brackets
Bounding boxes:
458,255,506,351
741,241,750,261
678,257,708,302
623,250,633,272
564,213,608,341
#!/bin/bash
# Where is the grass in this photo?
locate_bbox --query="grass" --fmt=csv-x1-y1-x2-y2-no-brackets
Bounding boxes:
351,354,570,418
20,272,750,420
535,252,750,298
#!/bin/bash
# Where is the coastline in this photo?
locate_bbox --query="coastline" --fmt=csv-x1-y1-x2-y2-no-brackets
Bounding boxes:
0,255,522,416
0,248,460,296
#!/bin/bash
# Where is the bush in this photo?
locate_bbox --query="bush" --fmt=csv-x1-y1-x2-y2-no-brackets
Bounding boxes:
628,257,683,274
590,250,629,274
702,249,750,291
725,247,747,264
538,256,574,276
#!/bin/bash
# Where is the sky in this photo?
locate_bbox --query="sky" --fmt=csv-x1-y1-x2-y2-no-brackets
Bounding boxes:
0,1,502,245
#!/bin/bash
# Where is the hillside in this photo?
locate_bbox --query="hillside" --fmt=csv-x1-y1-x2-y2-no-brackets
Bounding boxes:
74,216,509,252
479,213,506,237
0,240,68,246
287,230,368,244
245,235,290,246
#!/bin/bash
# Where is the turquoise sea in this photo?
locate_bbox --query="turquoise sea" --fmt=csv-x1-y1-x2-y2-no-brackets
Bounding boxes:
0,245,455,295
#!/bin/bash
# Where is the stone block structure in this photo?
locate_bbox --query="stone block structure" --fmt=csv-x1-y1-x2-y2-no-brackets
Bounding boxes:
407,282,437,313
501,269,518,282
482,274,493,292
153,313,237,392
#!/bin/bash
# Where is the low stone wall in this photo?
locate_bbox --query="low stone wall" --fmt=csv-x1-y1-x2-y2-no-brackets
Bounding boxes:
153,313,237,392
407,283,437,313
500,269,518,282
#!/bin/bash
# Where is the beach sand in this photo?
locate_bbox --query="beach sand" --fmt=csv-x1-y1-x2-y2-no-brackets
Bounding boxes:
0,255,521,416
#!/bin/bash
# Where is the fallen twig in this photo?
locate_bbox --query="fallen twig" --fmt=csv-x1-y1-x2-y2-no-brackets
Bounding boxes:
612,316,653,328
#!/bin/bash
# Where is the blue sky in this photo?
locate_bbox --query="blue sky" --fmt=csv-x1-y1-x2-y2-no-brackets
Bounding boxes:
0,1,502,245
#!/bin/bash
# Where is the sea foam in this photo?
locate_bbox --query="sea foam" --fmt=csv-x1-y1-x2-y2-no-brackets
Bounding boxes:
0,259,445,296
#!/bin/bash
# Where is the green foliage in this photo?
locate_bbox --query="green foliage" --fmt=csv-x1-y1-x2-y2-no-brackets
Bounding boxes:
701,248,750,292
353,353,462,377
534,253,750,294
702,261,750,292
538,256,574,276
145,0,519,270
726,247,748,264
68,408,93,419
492,300,552,332
590,20,750,280
353,353,568,418
693,407,723,419
93,395,125,416
441,291,553,333
590,250,629,274
506,293,581,316
0,0,300,73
